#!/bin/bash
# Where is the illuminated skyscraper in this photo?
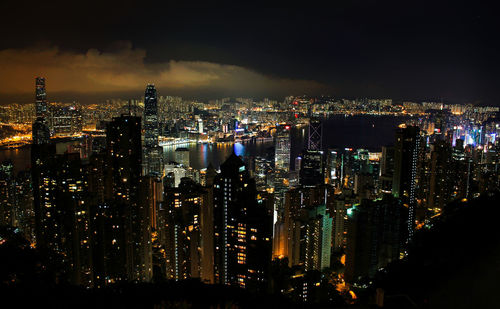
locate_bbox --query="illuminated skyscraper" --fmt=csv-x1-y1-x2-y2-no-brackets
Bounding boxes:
213,153,272,290
428,140,453,211
35,77,48,118
308,117,322,151
32,117,50,145
144,84,159,148
300,150,324,187
163,177,210,281
101,115,152,283
33,78,51,144
32,150,93,286
0,161,15,227
392,126,421,241
143,84,163,176
275,124,291,172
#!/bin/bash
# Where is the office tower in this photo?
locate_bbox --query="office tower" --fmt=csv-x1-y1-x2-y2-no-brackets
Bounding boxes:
102,115,152,283
308,117,322,151
33,77,51,144
272,125,292,260
143,84,163,176
300,150,324,187
35,77,48,118
345,196,406,282
392,126,421,240
144,84,159,148
32,116,51,145
275,124,291,172
254,156,273,190
51,105,83,136
163,177,210,281
213,153,272,290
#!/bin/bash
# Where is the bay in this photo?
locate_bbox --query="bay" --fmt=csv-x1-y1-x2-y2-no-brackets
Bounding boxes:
0,115,409,173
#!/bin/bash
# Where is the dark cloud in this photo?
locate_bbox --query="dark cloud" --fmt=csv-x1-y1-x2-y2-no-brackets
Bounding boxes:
0,1,498,104
0,45,328,103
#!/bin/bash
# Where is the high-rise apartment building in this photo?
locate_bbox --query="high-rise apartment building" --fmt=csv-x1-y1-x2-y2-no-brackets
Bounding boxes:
163,177,211,281
392,126,421,240
213,153,272,290
100,115,152,283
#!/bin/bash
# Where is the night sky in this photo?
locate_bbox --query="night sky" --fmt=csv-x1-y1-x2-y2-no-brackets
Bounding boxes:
0,1,498,105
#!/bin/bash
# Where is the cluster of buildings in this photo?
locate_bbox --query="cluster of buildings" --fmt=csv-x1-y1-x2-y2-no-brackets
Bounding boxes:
0,77,499,304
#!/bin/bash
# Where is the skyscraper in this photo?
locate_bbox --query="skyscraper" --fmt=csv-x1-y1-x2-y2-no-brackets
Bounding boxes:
379,146,395,194
428,140,453,211
144,84,159,148
213,153,272,289
33,78,51,144
32,117,50,145
32,149,93,286
300,150,324,187
275,124,291,172
163,177,210,281
345,196,406,282
35,77,48,118
300,118,324,187
143,84,163,176
303,204,333,271
101,115,152,283
308,117,322,151
0,160,16,227
392,126,421,241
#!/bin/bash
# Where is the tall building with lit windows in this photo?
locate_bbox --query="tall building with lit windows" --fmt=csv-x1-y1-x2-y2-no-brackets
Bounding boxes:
144,84,159,148
308,117,322,151
33,77,51,144
32,149,93,286
275,124,291,172
143,84,163,176
213,153,272,290
392,126,421,241
163,177,212,281
35,77,48,118
100,115,152,283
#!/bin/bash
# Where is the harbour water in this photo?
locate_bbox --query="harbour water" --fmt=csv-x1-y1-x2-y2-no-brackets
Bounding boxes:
0,115,409,173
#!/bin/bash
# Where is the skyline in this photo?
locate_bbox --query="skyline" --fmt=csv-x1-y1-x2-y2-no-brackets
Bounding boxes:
0,2,499,105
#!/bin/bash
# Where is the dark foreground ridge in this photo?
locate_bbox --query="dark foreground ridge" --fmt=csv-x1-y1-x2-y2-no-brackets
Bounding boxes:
371,192,500,309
